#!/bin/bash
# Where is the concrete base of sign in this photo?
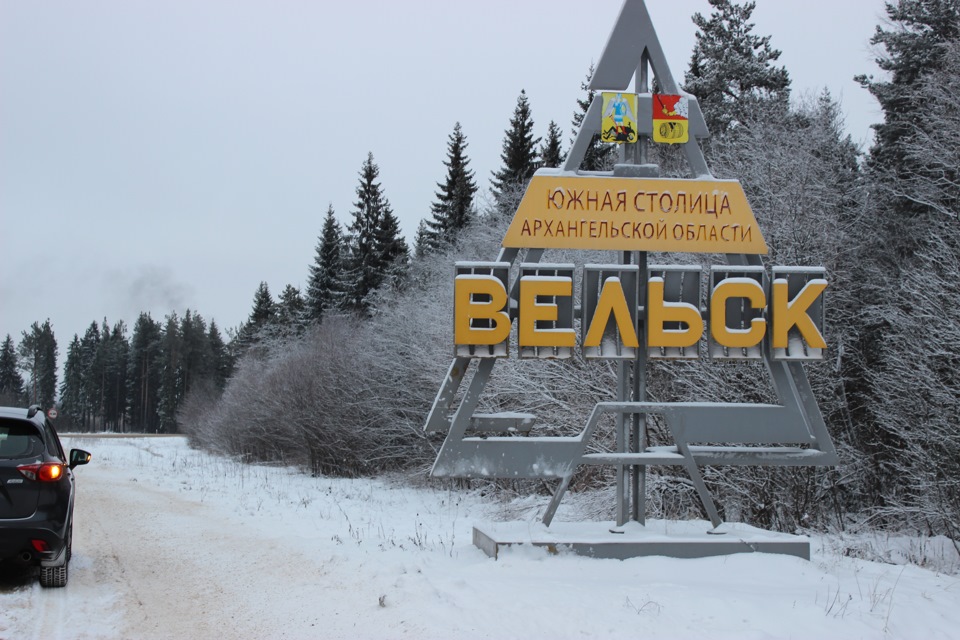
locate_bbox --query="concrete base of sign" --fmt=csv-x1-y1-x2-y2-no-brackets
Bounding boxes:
473,519,810,561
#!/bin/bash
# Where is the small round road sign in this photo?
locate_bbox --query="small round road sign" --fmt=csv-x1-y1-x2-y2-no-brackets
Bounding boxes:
47,408,58,419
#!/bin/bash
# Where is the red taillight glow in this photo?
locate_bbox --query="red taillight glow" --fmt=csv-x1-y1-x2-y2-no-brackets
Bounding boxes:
17,463,65,482
31,539,50,552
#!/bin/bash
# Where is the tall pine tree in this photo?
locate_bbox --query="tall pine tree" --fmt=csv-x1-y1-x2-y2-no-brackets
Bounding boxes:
343,153,408,314
540,120,564,168
856,0,960,192
0,334,24,405
157,313,182,433
79,322,103,428
100,320,129,431
840,0,960,534
277,284,308,337
684,0,791,137
178,311,211,407
422,122,479,253
235,281,278,352
306,205,345,323
127,313,163,432
491,90,540,211
18,320,57,409
206,320,233,391
59,336,84,428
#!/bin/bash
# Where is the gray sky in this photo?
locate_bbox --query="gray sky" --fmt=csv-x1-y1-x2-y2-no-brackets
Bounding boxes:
1,0,885,349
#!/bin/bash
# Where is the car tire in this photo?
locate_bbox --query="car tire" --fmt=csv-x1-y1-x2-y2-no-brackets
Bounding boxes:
39,563,68,588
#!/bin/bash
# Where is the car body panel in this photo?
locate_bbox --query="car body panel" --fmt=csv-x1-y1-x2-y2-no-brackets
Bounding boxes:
0,407,89,574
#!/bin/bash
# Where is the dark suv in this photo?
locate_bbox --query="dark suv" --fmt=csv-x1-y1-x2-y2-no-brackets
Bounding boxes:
0,405,91,587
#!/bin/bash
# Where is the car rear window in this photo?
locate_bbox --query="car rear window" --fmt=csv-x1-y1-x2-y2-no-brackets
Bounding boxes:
0,421,43,459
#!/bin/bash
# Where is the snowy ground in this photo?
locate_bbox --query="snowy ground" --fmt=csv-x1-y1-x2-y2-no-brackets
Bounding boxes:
1,436,958,639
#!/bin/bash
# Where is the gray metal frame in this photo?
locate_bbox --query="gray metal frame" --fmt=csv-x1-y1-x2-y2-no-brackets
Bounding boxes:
423,0,837,530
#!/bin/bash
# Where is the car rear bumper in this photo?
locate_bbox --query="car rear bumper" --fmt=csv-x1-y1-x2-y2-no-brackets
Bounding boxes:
0,514,68,566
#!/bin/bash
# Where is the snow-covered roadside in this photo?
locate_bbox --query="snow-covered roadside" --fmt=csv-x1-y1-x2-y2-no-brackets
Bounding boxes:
1,436,957,639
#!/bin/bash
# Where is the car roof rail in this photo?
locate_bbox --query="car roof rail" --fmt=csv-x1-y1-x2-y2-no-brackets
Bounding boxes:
26,404,42,418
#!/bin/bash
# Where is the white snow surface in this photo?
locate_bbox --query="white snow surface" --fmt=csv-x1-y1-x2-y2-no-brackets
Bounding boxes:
1,436,958,639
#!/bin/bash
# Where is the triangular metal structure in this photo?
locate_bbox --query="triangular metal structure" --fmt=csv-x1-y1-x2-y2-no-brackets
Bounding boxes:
423,0,837,529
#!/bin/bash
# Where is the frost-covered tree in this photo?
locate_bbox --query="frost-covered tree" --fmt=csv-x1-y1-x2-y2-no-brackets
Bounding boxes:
306,205,345,322
843,4,960,534
234,281,278,351
857,0,960,177
277,284,308,338
684,0,791,137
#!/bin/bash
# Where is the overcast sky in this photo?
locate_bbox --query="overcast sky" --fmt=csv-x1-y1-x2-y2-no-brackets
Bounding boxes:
1,0,886,350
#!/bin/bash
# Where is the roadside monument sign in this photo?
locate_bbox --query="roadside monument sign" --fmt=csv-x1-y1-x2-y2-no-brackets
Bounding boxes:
423,0,837,559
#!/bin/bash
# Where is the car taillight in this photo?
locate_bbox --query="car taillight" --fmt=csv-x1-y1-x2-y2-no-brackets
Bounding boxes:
17,463,65,482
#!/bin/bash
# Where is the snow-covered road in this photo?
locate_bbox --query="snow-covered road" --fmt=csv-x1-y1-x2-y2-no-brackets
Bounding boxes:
2,436,958,639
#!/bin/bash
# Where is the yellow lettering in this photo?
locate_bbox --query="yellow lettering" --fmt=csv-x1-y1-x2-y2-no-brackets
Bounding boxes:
710,279,766,348
772,279,827,349
583,278,639,349
454,275,511,347
518,277,575,348
647,277,703,348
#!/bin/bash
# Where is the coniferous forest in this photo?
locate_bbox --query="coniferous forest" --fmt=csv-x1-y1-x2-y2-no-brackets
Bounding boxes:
2,0,959,537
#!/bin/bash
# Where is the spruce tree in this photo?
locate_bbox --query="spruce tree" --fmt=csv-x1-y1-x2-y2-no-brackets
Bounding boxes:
571,64,615,171
207,320,232,391
540,120,564,168
684,0,791,137
491,90,541,210
841,1,960,531
413,219,431,259
0,334,24,405
423,122,479,253
306,205,345,323
375,205,409,285
343,153,407,314
856,0,960,182
277,284,308,337
249,282,276,327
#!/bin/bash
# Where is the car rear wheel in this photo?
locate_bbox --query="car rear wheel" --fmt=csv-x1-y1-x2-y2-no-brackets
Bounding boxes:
39,563,67,588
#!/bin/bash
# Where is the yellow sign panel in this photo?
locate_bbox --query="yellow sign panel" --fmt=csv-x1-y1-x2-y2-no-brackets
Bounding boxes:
601,92,638,144
502,175,768,254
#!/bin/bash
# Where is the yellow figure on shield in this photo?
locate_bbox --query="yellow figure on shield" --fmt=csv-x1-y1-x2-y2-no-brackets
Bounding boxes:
601,92,638,144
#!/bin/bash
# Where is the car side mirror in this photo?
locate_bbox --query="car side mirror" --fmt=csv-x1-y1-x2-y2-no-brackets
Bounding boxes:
69,449,92,469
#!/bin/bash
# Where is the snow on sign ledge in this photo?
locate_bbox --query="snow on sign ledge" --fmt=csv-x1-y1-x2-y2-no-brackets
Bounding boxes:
502,171,769,255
